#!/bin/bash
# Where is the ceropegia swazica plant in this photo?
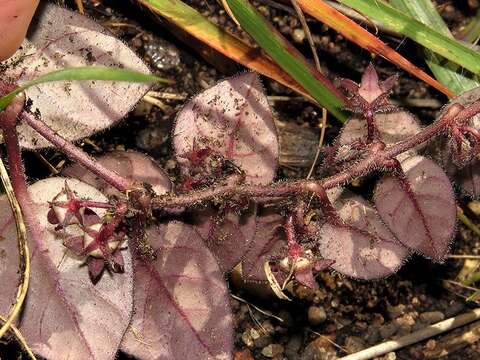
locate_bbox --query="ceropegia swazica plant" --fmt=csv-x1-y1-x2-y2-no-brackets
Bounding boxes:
1,4,480,360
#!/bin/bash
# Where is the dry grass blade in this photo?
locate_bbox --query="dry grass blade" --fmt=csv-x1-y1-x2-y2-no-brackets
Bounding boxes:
339,308,480,360
297,0,454,97
0,154,31,341
264,261,291,301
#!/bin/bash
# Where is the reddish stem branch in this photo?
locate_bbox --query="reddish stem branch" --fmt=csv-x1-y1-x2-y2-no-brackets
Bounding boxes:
20,111,132,192
152,101,480,210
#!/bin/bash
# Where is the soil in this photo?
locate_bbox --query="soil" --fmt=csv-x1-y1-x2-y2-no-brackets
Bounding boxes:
4,0,480,359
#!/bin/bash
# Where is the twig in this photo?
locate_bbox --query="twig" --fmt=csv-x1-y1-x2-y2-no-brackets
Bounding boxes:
290,0,322,71
33,152,59,175
306,328,349,353
307,108,327,179
230,293,285,322
449,255,480,260
0,314,36,360
220,0,241,26
75,0,85,14
152,102,480,210
289,0,328,180
0,98,30,342
339,308,480,360
20,111,132,192
457,207,480,238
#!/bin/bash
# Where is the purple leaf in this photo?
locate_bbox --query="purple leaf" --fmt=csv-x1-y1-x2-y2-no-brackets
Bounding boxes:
193,204,257,273
374,156,456,260
0,178,133,359
317,190,409,280
120,222,233,360
64,150,172,196
242,213,286,282
0,3,150,149
173,72,278,185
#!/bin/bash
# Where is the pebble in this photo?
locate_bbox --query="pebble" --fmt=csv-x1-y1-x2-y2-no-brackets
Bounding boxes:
242,331,254,347
365,327,380,344
284,333,302,359
387,303,406,319
344,336,366,353
292,28,305,43
234,349,254,360
379,322,398,339
445,301,464,317
254,335,272,349
425,339,437,351
143,39,181,71
419,311,445,324
468,201,480,216
302,346,338,360
261,344,284,358
308,306,327,326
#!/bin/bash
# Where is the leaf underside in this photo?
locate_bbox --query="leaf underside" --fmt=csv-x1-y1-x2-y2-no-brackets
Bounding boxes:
0,178,134,360
173,72,278,185
374,155,456,260
0,3,150,149
63,150,172,196
120,222,234,360
318,190,409,280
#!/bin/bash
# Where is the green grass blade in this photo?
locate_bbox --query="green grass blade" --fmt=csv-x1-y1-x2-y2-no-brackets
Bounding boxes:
0,66,167,111
390,0,479,95
225,0,347,121
338,0,480,77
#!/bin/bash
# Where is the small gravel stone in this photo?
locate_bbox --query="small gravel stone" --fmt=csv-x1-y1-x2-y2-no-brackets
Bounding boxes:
302,346,338,360
344,336,366,353
308,306,327,326
419,311,445,324
387,303,406,319
242,331,254,347
444,301,464,317
468,201,480,216
379,322,398,339
261,344,284,358
292,28,305,43
383,352,396,360
254,335,272,349
249,328,260,340
365,327,380,344
284,333,302,359
425,339,437,351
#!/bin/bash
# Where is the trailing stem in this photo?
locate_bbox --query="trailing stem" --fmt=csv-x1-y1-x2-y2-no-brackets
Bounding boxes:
151,101,479,211
0,96,30,343
20,111,133,192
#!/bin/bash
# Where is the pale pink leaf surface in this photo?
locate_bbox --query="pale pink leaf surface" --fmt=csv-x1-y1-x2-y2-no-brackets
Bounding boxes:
318,190,408,279
193,204,257,273
338,111,422,160
374,156,456,260
120,222,233,360
0,3,150,149
173,72,278,185
63,150,172,196
0,178,133,360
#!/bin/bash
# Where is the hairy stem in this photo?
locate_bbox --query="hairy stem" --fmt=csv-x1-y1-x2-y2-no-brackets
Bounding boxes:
152,101,480,210
0,97,30,342
1,104,89,349
20,111,132,192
